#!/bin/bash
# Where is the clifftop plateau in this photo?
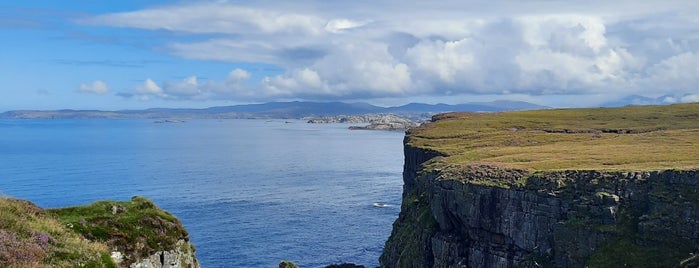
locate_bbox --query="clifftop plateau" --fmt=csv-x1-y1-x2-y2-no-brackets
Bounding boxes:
0,196,199,268
381,103,699,267
407,102,699,171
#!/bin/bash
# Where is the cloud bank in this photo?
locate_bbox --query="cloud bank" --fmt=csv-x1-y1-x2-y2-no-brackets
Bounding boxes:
84,0,699,103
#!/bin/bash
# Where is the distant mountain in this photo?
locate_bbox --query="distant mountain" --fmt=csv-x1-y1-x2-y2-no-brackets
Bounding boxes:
602,94,697,107
387,100,547,114
0,100,547,119
201,101,384,117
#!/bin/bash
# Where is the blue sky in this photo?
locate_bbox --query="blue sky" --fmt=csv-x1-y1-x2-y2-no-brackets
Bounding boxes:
1,0,698,111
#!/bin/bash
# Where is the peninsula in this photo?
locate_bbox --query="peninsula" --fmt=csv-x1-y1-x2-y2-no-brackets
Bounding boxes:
381,103,699,267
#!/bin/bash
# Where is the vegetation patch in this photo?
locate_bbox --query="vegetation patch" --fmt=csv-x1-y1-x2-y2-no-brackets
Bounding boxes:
587,205,694,267
49,196,189,264
380,185,439,268
0,197,114,267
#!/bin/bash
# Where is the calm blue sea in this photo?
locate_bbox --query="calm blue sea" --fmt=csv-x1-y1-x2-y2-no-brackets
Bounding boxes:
0,119,405,267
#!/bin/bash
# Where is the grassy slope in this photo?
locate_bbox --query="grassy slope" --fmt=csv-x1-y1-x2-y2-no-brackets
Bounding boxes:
0,198,114,267
0,196,188,267
49,196,189,263
408,103,699,171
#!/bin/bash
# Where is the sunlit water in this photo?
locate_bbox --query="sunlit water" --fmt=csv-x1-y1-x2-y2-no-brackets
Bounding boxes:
0,119,404,267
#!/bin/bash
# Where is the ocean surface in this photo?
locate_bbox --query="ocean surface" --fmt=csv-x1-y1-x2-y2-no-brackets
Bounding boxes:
0,119,405,267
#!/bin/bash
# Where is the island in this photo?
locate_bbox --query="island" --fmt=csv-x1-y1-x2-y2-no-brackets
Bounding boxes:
380,103,699,267
0,196,199,268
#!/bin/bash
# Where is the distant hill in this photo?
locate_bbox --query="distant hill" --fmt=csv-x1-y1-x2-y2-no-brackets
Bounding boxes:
602,94,697,107
0,100,548,119
386,100,546,113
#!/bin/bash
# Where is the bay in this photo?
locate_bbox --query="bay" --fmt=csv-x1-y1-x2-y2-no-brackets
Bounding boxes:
0,119,405,267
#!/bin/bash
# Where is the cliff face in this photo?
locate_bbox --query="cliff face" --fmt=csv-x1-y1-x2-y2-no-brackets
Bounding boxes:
381,144,699,268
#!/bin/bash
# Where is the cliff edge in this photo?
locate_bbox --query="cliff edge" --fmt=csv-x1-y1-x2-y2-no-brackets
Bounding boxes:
0,196,199,268
381,103,699,267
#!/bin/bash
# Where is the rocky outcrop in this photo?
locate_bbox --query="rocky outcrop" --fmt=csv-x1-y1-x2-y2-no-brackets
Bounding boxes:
129,239,199,268
50,196,200,268
349,115,419,131
381,143,699,268
307,114,420,131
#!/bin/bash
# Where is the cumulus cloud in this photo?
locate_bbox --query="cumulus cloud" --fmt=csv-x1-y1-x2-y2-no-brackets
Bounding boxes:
163,76,202,97
227,69,251,82
84,1,699,103
681,94,699,103
130,70,256,101
136,78,163,95
77,80,110,94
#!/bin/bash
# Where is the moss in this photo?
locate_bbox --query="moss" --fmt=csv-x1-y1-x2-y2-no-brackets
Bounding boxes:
48,196,188,263
589,238,692,267
434,162,530,190
584,200,695,267
279,260,299,268
381,185,439,268
517,252,555,268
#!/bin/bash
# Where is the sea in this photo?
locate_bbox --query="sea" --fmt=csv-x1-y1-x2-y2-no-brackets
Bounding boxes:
0,119,405,267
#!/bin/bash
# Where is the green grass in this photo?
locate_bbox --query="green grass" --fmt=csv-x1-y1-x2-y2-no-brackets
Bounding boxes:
49,196,189,264
0,196,191,267
408,103,699,171
0,197,114,267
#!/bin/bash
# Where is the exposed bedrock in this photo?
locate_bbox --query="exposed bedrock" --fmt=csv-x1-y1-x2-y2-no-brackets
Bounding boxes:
381,144,699,268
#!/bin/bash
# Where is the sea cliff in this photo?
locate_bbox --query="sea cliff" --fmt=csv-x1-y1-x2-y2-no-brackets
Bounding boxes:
381,103,699,267
0,196,199,268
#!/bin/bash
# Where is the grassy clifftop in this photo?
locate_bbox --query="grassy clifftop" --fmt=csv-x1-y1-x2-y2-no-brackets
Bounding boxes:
0,197,114,267
0,196,194,267
408,102,699,171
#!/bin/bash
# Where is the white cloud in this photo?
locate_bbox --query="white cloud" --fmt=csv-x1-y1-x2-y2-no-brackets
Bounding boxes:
324,19,369,33
83,3,324,36
131,69,256,101
162,76,205,98
681,94,699,103
84,1,699,102
77,80,110,94
227,69,251,82
405,38,475,84
643,52,699,93
136,79,163,95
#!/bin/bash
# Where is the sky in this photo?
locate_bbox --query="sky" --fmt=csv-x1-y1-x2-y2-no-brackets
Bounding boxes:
1,0,698,111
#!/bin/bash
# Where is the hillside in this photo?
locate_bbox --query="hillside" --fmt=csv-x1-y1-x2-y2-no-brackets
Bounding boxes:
381,103,699,268
0,196,198,268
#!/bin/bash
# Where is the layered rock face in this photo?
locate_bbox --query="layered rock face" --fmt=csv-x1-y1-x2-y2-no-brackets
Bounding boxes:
381,145,699,268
